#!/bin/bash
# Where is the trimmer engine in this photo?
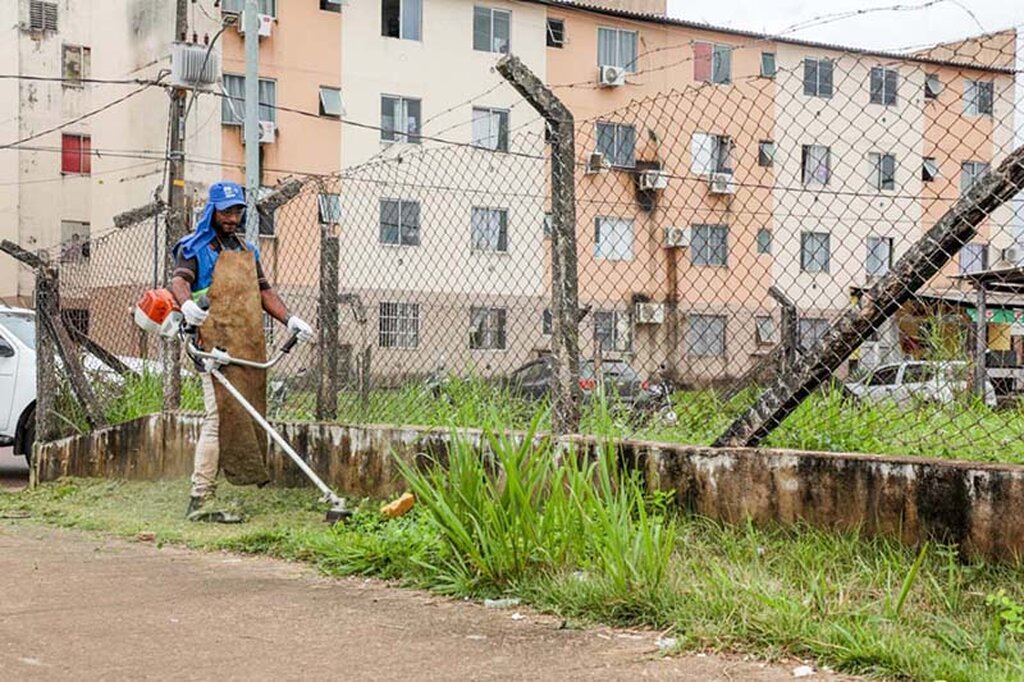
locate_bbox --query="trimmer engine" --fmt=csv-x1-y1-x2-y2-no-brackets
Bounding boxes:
134,288,183,338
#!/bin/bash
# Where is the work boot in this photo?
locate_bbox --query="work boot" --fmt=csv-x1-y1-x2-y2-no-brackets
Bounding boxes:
186,495,244,524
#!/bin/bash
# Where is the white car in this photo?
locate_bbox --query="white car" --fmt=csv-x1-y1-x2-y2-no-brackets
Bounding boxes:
0,308,36,463
845,360,997,408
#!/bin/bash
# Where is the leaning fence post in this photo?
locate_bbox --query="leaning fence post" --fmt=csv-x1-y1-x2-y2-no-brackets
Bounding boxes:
714,146,1024,448
974,284,988,399
317,222,340,420
33,262,60,443
163,207,184,411
496,54,581,435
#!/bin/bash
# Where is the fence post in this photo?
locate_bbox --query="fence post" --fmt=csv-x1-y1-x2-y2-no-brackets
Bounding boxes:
163,207,184,411
33,263,60,442
496,54,581,434
974,285,988,399
317,223,340,420
771,286,799,371
714,145,1024,447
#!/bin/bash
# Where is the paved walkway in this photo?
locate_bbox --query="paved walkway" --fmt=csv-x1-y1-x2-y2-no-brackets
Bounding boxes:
0,523,848,680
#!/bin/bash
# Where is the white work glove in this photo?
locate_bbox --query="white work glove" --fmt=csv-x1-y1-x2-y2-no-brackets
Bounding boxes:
287,315,314,343
181,299,209,327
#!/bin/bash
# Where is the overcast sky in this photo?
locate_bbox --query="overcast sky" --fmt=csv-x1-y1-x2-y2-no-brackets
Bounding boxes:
665,0,1022,53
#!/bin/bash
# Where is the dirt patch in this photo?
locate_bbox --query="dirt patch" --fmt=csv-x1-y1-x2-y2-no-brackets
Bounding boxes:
0,523,850,680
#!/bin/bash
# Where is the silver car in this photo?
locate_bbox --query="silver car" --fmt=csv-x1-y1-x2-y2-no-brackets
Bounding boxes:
845,361,997,408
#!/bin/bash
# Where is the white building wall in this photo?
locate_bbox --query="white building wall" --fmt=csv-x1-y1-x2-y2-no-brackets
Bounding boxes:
772,45,924,316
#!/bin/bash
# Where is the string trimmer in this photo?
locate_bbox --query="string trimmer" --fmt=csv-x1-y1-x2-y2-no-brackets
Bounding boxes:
134,289,353,524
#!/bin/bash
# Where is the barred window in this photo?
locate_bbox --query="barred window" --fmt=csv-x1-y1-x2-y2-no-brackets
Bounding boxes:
866,236,893,277
470,306,506,350
594,216,633,261
964,79,994,116
687,315,726,357
379,198,420,246
691,225,728,267
471,207,508,252
869,66,899,106
379,302,420,349
594,311,630,352
801,232,831,273
870,152,896,191
596,122,636,168
803,58,833,98
798,317,830,351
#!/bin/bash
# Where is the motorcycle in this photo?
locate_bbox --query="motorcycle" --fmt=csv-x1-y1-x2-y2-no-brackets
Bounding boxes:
631,363,678,428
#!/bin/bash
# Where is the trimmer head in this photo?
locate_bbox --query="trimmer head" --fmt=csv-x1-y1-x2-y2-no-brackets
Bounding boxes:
325,505,353,525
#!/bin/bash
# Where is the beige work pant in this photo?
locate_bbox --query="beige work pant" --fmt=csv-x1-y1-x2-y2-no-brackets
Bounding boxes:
191,374,219,500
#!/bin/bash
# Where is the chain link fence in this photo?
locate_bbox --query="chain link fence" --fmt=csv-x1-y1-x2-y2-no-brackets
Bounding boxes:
31,32,1024,462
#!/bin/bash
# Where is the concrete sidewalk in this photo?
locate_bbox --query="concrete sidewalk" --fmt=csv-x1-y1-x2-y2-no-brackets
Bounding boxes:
0,523,844,681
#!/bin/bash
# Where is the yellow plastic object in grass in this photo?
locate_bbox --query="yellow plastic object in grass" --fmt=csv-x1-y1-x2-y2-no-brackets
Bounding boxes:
381,492,416,519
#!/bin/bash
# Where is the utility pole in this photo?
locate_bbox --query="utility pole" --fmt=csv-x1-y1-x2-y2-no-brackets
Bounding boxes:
163,0,190,410
243,0,260,242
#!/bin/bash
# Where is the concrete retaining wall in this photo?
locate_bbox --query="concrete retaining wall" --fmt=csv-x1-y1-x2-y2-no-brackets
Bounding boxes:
33,414,1024,561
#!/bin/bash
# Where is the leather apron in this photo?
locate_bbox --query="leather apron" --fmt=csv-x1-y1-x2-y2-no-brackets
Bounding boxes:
200,249,271,486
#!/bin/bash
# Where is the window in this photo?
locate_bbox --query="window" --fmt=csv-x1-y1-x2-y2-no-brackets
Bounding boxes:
594,311,630,352
381,95,421,143
542,309,553,335
798,317,830,351
319,87,344,118
321,0,343,11
691,133,731,174
903,364,937,384
964,79,994,116
595,122,636,168
960,160,989,196
62,45,90,84
688,315,726,357
959,243,988,274
756,228,772,255
318,194,342,224
694,42,732,84
597,27,638,72
546,18,565,48
382,0,421,40
60,220,90,263
222,75,276,124
470,307,506,350
61,134,91,174
758,141,775,167
379,198,420,246
29,1,57,31
869,66,899,106
866,365,900,386
925,73,942,99
471,207,508,252
922,157,940,182
870,152,896,191
800,231,830,273
755,316,776,345
801,144,831,186
866,236,892,277
471,107,509,152
473,6,510,54
803,58,833,98
379,302,420,349
761,52,776,78
691,224,728,267
594,216,633,261
222,0,275,16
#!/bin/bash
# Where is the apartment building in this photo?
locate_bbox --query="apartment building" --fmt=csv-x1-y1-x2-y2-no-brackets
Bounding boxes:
540,0,1017,384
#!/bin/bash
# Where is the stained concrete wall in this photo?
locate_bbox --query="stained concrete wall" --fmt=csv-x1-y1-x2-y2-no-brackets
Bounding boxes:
34,413,1024,561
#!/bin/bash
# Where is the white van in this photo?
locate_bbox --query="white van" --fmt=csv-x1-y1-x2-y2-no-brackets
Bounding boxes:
0,308,36,463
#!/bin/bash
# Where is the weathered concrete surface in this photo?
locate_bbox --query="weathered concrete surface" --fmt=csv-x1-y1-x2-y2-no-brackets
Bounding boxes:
34,415,1024,561
2,524,841,681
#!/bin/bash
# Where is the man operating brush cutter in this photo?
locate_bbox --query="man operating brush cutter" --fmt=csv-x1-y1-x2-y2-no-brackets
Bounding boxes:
170,181,314,523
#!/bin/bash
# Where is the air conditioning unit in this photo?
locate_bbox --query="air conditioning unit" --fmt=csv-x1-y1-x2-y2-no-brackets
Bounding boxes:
585,151,609,175
663,226,690,248
240,121,277,144
638,169,668,191
709,171,735,195
634,302,665,325
238,12,273,37
169,43,219,89
598,65,626,88
1001,246,1022,264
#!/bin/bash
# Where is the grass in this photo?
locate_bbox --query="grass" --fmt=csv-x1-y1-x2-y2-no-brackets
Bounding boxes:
6,418,1024,680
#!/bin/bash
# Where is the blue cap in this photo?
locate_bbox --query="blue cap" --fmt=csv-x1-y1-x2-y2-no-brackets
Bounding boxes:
208,181,246,211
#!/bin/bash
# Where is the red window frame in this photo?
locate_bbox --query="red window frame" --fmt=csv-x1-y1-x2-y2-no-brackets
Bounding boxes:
61,133,91,174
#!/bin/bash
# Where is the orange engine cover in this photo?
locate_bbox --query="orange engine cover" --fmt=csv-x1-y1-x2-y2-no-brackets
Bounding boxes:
134,288,182,337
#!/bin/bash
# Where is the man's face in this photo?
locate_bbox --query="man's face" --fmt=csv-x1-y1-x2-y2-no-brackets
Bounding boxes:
214,205,244,234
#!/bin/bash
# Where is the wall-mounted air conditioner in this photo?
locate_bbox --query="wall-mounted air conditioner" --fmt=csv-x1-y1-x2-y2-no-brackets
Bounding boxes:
634,302,666,325
598,65,626,87
709,171,735,195
663,226,689,248
238,12,273,38
240,121,277,144
639,169,668,191
585,152,609,175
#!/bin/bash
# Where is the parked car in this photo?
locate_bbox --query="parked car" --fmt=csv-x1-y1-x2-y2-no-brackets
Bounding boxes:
503,355,645,406
0,308,36,463
845,360,996,408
